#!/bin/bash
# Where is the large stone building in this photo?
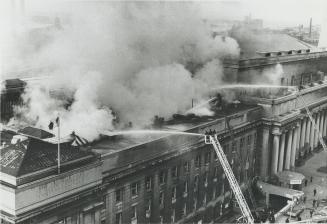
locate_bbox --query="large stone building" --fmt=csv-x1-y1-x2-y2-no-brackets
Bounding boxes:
2,49,327,224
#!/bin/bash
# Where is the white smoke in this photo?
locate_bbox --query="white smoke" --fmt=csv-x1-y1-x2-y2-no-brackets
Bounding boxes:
8,2,240,140
259,63,284,85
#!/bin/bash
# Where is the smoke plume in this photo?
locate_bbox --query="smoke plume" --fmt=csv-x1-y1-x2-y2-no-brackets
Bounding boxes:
8,2,240,141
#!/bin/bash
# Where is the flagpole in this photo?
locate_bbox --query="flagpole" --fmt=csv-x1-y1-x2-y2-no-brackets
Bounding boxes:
57,115,60,174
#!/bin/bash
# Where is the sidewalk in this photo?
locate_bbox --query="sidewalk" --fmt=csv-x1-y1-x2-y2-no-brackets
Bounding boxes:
277,149,327,222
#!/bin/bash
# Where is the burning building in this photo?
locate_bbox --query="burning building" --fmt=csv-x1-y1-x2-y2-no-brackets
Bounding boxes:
4,1,327,223
3,41,327,223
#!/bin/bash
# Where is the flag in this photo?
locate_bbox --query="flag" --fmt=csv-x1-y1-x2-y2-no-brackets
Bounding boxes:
48,121,54,130
55,117,60,126
49,117,60,130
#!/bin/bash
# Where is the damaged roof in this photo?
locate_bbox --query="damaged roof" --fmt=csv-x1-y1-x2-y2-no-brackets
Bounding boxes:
0,129,96,178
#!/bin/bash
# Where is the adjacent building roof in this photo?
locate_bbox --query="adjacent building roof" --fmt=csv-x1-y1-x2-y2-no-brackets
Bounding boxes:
0,129,96,178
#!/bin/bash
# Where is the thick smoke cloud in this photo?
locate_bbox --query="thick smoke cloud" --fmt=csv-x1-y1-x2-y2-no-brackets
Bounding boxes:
9,2,240,140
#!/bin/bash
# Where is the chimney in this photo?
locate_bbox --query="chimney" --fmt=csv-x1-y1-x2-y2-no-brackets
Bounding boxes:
309,17,312,38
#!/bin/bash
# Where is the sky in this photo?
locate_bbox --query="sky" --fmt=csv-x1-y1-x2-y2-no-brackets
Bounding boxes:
2,0,327,28
199,0,327,28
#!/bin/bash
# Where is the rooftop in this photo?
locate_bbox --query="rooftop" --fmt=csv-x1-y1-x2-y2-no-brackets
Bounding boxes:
91,102,261,156
0,128,96,182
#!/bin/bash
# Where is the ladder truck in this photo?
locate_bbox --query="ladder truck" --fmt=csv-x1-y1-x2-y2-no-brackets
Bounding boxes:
205,135,255,224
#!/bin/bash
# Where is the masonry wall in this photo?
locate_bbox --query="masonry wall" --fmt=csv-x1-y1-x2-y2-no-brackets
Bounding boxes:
101,128,257,224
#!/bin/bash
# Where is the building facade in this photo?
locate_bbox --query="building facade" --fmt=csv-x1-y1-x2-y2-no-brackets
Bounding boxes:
2,50,327,223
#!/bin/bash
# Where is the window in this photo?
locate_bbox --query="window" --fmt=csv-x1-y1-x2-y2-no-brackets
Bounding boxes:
195,155,201,168
214,167,218,178
184,161,190,172
193,198,197,211
159,171,166,184
213,152,218,161
213,167,218,182
103,196,107,208
232,141,237,153
146,199,151,218
172,186,177,203
183,181,188,193
145,177,152,191
247,135,252,146
223,144,229,155
240,137,245,149
213,187,216,199
194,175,199,191
116,188,123,203
204,172,209,187
182,203,187,216
203,193,207,205
171,209,175,223
146,199,151,211
205,152,210,165
115,212,122,224
183,181,188,196
171,166,178,178
131,205,137,219
159,191,164,206
254,132,257,148
131,182,138,197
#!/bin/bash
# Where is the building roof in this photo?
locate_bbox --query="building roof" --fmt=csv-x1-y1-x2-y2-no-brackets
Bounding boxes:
0,129,96,178
230,28,309,59
18,126,54,139
92,103,261,156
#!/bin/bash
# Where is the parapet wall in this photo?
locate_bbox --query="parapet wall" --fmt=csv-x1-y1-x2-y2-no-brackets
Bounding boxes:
223,51,327,85
239,83,327,118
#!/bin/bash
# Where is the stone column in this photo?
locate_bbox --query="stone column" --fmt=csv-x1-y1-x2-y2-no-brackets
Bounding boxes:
278,132,286,172
94,209,100,224
321,110,326,137
320,111,324,134
310,114,316,152
305,117,311,144
324,111,327,137
285,129,293,170
315,113,321,148
323,111,327,138
291,124,299,168
296,120,301,160
271,130,280,175
300,117,306,149
84,212,92,224
261,127,270,178
319,111,324,146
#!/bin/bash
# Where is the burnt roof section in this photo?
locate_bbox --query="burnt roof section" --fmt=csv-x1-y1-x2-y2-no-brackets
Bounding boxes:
19,126,55,139
0,130,96,178
92,102,261,156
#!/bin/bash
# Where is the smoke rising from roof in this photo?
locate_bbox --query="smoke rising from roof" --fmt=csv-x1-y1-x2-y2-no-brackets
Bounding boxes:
8,2,240,141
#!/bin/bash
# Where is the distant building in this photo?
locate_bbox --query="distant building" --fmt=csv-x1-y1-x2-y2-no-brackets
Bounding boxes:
1,79,26,122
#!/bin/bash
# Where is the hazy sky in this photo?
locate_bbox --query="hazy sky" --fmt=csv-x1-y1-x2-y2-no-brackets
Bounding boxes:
200,0,327,28
2,0,327,29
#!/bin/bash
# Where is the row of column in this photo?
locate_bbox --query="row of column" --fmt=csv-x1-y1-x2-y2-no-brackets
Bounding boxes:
270,110,327,175
271,125,299,175
299,110,327,155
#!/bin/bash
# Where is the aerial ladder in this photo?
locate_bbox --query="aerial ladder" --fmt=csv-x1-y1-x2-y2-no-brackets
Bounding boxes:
206,135,255,224
297,95,327,151
225,117,259,218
